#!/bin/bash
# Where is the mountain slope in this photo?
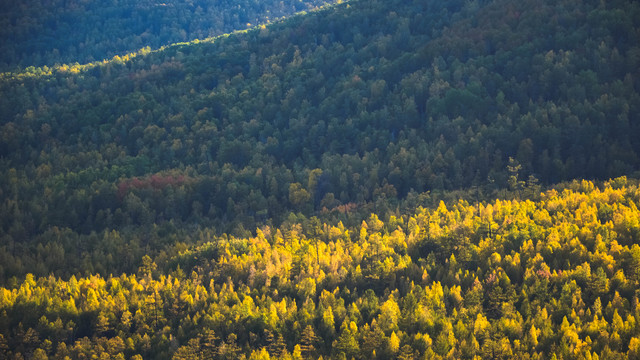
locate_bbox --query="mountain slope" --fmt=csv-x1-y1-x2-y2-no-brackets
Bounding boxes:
0,0,639,277
1,0,640,358
2,178,640,359
0,0,334,71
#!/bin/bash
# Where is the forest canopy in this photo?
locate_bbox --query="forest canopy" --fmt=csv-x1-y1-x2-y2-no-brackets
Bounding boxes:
1,0,640,358
0,0,335,71
2,179,640,359
0,0,638,244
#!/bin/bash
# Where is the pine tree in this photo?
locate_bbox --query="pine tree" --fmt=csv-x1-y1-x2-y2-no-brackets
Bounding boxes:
201,329,219,360
334,321,359,359
217,334,241,360
507,157,525,198
173,338,200,360
264,329,275,353
300,325,319,358
269,333,286,358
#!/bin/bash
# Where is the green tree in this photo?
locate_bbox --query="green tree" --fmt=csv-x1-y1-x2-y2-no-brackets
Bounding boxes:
333,321,359,359
507,157,525,197
289,183,311,210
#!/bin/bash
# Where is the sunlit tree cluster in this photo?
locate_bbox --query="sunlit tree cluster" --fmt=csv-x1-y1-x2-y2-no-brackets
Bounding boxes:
2,179,640,359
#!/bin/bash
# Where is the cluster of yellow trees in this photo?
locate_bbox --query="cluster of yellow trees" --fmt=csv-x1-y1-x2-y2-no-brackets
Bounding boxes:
2,178,640,359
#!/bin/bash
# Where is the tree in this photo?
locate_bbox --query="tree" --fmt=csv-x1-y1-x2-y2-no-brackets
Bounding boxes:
268,332,286,358
526,324,539,349
95,311,111,335
201,329,219,360
378,297,401,333
333,321,359,359
289,183,311,210
217,334,241,360
524,174,541,200
388,331,401,355
398,344,416,360
173,338,201,360
507,157,525,198
138,255,157,278
434,321,456,356
321,305,336,340
629,337,640,360
589,267,610,299
300,325,319,358
360,322,386,358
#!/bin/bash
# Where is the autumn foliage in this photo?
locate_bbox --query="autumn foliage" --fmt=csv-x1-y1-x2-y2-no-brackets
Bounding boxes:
2,178,640,359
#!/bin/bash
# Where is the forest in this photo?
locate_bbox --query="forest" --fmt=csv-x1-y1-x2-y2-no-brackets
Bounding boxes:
0,0,335,71
3,179,640,359
1,0,640,357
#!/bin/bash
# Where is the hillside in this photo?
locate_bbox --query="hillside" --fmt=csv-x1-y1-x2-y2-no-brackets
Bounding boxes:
1,0,639,273
1,0,640,357
0,0,334,71
2,179,640,359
